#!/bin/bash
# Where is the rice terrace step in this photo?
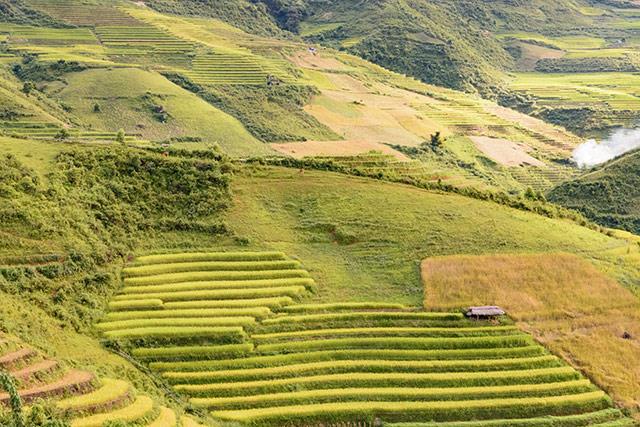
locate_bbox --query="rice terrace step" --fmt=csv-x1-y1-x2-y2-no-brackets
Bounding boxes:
0,333,192,425
94,250,635,426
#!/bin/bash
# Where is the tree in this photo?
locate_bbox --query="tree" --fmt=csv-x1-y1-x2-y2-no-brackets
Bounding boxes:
0,371,23,427
54,128,70,141
524,186,537,200
430,131,445,149
93,103,101,113
115,129,126,145
21,81,35,96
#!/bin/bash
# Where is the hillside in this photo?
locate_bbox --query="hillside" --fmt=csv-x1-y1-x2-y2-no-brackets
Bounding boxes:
0,0,585,192
0,1,640,426
548,149,640,234
271,0,640,135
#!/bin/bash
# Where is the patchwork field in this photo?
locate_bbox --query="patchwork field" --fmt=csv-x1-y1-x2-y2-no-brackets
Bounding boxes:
289,50,581,191
422,253,640,410
509,72,640,111
95,250,634,426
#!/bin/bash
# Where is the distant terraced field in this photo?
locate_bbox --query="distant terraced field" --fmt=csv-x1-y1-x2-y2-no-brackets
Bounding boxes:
96,250,633,426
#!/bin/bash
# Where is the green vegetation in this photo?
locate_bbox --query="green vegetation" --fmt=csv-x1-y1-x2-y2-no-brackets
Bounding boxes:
51,68,269,155
549,149,640,234
164,73,339,143
1,2,640,426
96,251,626,426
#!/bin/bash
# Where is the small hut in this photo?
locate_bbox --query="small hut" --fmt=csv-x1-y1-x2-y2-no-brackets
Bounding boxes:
466,306,505,320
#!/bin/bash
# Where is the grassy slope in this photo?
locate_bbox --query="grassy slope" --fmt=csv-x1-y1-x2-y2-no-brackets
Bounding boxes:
50,68,272,156
215,165,634,306
422,253,640,409
548,149,640,235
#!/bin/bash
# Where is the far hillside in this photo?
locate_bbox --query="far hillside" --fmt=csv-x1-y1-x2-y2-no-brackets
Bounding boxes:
548,149,640,235
253,0,640,135
0,0,586,192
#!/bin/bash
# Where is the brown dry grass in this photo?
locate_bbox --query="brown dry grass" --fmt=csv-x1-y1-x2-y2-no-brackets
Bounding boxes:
470,136,545,167
422,253,640,411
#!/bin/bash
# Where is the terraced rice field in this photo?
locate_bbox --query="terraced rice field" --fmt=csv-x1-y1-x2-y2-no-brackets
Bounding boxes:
95,26,195,55
0,121,142,143
96,251,631,426
508,166,581,191
185,52,294,86
310,153,457,183
27,1,143,27
0,334,205,426
509,72,640,112
0,24,98,45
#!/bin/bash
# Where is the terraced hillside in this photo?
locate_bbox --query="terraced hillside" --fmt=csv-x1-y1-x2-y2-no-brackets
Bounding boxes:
0,334,208,426
96,251,633,426
0,1,593,191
